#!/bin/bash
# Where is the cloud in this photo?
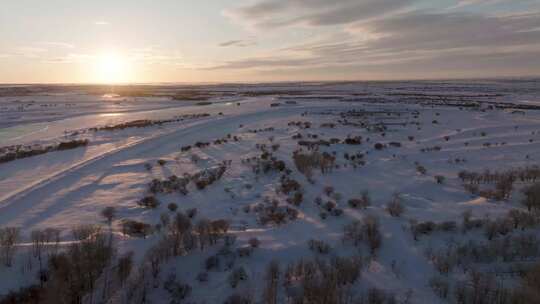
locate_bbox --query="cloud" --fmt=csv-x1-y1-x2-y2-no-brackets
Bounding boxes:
219,40,257,47
208,10,540,76
42,53,93,64
225,0,415,29
348,12,540,52
13,47,48,58
94,21,110,26
39,42,75,49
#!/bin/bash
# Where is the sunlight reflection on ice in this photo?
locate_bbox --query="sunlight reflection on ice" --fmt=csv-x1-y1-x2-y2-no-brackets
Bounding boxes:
99,113,124,117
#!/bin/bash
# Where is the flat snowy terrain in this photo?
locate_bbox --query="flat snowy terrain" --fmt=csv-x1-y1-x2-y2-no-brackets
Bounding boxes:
0,80,539,304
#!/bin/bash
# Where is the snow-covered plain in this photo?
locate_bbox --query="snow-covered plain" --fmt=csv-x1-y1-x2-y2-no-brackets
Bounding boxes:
0,79,539,303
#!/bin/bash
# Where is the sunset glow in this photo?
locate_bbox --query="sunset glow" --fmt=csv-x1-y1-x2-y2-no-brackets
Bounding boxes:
94,51,130,84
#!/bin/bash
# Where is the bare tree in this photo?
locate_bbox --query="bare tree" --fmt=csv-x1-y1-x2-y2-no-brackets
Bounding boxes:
117,251,134,287
0,227,20,267
101,206,117,226
262,260,280,304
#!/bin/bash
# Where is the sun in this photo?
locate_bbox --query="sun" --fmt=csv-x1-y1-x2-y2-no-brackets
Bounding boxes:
94,51,130,84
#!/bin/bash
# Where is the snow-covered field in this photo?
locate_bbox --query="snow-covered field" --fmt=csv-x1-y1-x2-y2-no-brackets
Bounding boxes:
0,80,539,304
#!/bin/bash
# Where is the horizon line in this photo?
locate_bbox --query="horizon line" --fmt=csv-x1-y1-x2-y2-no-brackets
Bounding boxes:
1,74,540,87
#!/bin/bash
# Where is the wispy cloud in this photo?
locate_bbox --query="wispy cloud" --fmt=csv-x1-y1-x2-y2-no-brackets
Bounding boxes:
39,42,75,49
94,21,110,26
224,0,415,29
219,39,257,47
209,9,540,76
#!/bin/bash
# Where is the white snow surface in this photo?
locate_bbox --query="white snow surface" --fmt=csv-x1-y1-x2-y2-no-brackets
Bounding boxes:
0,80,539,303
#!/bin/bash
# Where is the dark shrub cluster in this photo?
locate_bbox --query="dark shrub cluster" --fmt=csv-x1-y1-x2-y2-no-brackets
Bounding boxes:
149,175,190,195
0,139,89,164
258,200,299,225
348,191,371,209
293,151,335,177
121,219,153,238
138,195,161,209
420,146,442,152
288,121,312,129
308,239,331,254
163,273,192,303
410,220,457,240
344,136,362,145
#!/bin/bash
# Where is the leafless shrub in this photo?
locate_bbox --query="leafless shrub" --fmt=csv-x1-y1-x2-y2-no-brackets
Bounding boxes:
284,256,362,304
410,220,457,240
43,225,114,303
101,206,116,225
522,182,540,212
280,177,301,195
197,271,209,283
386,193,405,217
293,151,335,177
507,209,538,230
262,260,280,304
248,237,260,248
324,201,337,212
430,250,456,275
259,203,298,226
484,217,513,240
287,191,303,206
117,251,133,287
121,219,153,238
224,293,253,304
435,175,445,184
186,208,197,219
237,247,253,258
138,195,160,209
343,215,382,256
513,262,540,303
168,203,178,212
461,210,484,232
149,176,189,195
348,191,371,209
308,239,331,254
229,267,248,288
205,255,220,271
429,276,449,299
453,270,512,304
163,273,192,303
366,288,396,304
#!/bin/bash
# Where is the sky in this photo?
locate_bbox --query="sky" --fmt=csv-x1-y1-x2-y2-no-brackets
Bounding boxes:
0,0,539,83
